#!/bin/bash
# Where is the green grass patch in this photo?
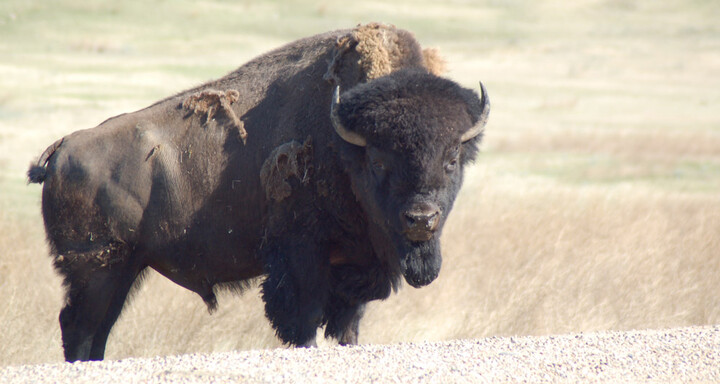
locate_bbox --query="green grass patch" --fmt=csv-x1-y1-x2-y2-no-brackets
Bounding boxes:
480,151,720,194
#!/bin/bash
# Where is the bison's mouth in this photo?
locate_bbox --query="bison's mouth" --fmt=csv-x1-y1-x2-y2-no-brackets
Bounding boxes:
401,202,440,243
404,228,434,243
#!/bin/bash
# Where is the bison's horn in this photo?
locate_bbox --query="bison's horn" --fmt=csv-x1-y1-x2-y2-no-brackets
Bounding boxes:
330,86,367,147
461,82,490,143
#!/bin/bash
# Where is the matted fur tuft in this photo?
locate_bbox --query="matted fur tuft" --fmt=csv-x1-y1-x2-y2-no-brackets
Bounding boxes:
325,23,429,85
351,23,398,80
182,89,247,143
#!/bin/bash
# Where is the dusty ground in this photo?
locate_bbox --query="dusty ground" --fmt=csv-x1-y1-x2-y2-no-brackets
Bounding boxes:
1,325,718,383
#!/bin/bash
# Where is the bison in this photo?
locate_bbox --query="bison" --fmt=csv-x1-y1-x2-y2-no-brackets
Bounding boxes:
28,23,489,362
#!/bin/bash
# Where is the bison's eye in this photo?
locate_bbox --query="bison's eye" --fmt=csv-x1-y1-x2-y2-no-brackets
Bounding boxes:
372,159,387,178
445,158,458,173
368,148,390,182
445,146,460,173
372,159,386,172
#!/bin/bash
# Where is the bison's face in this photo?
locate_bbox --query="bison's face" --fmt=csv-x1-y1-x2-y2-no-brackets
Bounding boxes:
358,142,463,288
332,69,489,288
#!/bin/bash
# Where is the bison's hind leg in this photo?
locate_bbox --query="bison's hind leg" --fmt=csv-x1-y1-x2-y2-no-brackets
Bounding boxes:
55,243,145,361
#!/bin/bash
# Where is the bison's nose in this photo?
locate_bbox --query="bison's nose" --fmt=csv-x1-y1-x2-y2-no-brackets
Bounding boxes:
402,203,441,241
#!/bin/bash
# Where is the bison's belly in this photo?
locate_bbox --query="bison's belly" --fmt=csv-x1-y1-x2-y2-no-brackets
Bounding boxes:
142,205,266,290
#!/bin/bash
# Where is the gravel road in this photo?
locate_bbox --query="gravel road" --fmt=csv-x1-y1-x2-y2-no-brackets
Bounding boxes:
2,325,718,383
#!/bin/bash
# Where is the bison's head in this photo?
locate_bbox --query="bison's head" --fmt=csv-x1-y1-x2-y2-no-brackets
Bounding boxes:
331,69,489,288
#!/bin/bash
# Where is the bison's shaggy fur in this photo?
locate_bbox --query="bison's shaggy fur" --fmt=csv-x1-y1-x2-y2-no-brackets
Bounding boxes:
336,69,484,156
28,23,489,361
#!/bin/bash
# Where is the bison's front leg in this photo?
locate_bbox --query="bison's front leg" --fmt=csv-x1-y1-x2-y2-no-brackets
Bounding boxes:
260,239,330,347
324,263,395,345
324,298,365,345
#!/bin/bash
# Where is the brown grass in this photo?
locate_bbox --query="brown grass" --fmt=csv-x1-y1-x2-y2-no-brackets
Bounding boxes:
1,0,718,366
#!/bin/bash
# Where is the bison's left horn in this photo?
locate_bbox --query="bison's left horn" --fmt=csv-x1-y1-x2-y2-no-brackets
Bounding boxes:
461,82,490,143
330,86,367,147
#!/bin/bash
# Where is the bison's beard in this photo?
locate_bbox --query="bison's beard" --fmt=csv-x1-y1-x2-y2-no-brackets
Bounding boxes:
365,214,443,289
398,237,442,288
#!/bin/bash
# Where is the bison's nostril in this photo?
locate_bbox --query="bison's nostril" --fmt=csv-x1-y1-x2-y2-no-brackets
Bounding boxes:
403,207,440,231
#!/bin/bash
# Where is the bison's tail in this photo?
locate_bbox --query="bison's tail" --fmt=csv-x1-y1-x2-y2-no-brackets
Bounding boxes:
27,165,47,184
28,138,64,184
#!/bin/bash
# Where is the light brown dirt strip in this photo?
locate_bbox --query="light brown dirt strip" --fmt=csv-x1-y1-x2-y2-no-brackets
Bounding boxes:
2,325,718,383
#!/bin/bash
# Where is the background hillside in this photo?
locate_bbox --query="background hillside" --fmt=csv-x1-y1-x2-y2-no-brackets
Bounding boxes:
0,0,718,365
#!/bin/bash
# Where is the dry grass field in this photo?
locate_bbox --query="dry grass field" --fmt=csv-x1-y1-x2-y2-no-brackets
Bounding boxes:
1,0,718,366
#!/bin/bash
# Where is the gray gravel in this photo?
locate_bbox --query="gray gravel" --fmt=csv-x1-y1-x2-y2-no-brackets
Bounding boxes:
2,325,718,383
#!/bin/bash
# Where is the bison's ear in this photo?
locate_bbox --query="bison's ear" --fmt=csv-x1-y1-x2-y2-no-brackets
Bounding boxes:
461,82,490,143
330,86,367,147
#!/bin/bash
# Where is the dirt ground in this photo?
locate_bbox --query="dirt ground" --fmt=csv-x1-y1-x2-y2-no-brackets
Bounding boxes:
1,326,718,383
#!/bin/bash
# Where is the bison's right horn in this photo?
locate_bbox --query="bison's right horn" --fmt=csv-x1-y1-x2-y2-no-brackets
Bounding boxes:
330,86,367,147
461,82,490,143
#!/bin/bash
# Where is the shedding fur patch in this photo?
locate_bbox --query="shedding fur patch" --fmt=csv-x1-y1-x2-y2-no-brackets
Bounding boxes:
260,138,313,202
422,48,447,76
325,23,447,84
182,89,248,144
53,242,126,269
351,23,399,80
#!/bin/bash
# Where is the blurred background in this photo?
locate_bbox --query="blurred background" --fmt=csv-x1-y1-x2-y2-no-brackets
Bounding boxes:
0,0,718,365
